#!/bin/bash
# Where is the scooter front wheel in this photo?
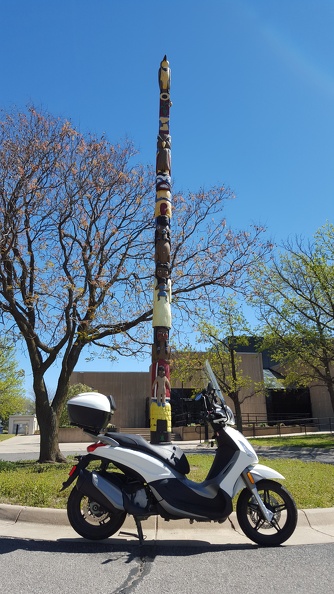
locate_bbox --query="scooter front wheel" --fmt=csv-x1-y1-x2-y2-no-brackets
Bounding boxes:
67,487,127,540
236,479,298,546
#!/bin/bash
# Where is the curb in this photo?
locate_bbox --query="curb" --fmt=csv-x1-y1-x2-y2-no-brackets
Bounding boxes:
0,503,70,525
1,502,334,531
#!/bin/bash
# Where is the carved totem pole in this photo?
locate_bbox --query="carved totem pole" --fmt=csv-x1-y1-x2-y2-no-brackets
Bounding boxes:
150,56,172,444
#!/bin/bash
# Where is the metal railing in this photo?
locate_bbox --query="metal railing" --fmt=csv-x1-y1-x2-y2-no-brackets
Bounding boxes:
173,412,334,438
241,412,312,425
242,416,334,437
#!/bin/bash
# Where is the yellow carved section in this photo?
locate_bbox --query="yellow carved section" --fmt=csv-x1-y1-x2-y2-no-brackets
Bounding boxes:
150,401,172,432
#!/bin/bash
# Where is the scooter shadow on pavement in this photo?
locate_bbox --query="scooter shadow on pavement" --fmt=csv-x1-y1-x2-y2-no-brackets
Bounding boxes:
0,535,257,558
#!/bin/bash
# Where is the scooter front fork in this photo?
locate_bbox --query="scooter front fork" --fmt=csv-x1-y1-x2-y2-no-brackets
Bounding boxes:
241,471,274,523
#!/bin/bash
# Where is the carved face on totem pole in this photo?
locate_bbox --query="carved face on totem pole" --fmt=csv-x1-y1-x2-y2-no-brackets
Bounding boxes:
156,135,171,174
156,262,170,281
156,172,172,192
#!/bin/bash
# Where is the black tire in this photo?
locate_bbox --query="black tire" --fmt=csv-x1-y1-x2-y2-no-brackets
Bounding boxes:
67,487,126,540
236,479,298,546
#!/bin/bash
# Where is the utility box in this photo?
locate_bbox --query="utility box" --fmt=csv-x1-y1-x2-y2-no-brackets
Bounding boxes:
8,415,38,435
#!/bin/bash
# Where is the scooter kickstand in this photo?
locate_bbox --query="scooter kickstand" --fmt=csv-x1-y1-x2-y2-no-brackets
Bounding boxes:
119,518,145,544
134,517,145,545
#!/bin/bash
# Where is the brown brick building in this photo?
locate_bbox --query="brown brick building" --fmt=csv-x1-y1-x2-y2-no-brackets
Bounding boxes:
70,351,334,431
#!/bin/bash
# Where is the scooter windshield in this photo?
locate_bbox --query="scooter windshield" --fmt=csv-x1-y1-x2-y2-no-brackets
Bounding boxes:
204,360,226,406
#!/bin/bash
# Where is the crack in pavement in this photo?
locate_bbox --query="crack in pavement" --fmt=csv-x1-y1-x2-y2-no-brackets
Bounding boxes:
112,546,156,594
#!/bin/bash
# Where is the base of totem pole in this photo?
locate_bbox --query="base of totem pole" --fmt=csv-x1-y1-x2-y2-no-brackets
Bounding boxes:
150,401,172,444
150,429,172,444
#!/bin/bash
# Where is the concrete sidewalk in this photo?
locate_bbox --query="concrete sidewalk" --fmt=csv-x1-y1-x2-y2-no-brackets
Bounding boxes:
0,502,334,546
1,434,334,546
2,434,334,462
0,434,93,459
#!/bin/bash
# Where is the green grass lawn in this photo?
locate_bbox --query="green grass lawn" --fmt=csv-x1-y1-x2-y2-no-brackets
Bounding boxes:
0,434,15,442
0,460,72,509
187,454,334,509
1,432,333,510
249,434,334,449
0,452,333,510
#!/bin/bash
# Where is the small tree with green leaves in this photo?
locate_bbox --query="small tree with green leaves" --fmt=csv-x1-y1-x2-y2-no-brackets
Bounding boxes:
172,299,264,432
250,223,334,414
0,341,26,427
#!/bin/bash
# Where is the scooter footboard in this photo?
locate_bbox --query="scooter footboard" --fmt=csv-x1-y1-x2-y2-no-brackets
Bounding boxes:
232,464,285,497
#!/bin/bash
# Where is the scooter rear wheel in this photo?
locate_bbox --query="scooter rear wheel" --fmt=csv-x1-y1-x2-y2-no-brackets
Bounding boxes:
236,479,298,546
67,487,127,540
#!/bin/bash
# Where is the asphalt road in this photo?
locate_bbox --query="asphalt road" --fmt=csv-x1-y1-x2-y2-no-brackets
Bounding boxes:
0,537,333,594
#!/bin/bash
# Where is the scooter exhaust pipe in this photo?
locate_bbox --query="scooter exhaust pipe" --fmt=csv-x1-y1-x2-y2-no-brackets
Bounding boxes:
76,469,125,512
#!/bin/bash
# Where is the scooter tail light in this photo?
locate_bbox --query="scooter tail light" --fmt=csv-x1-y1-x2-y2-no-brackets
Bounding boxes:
87,442,106,453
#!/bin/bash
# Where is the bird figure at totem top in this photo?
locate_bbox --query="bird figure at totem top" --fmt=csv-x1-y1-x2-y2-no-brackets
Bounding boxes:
159,55,170,92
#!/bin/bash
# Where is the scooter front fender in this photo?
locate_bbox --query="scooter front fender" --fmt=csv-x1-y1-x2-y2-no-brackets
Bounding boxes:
232,463,285,497
250,463,285,481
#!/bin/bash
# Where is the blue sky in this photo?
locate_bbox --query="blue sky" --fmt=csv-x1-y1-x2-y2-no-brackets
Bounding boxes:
2,0,334,394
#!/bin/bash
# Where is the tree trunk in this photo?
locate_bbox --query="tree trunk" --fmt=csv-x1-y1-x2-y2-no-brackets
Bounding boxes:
232,393,243,433
228,346,243,433
34,375,67,463
325,382,334,415
38,407,66,463
320,359,334,416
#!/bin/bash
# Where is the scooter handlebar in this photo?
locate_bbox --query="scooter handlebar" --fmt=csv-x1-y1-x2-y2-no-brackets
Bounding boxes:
195,384,235,427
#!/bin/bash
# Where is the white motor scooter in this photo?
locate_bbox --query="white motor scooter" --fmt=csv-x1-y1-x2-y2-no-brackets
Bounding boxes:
62,362,298,546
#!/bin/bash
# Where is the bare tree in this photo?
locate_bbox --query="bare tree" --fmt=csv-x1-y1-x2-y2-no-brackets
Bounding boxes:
0,107,271,461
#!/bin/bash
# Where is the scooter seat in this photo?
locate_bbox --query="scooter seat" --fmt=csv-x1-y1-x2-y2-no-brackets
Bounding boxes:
105,432,190,475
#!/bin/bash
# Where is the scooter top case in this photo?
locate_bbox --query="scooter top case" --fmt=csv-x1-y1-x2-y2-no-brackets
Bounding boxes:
67,392,116,434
